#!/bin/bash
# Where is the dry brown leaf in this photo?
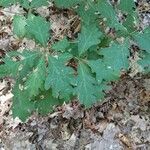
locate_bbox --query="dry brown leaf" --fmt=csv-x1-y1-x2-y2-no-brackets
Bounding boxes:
118,133,132,148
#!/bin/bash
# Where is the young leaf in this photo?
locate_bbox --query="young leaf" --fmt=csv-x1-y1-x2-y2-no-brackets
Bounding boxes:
0,65,9,78
52,37,70,52
30,0,48,8
45,55,74,99
58,52,73,63
26,15,50,46
78,24,102,56
99,40,130,73
0,51,25,78
19,50,41,79
24,57,46,99
118,0,136,13
138,52,150,73
35,90,62,115
12,83,35,122
0,57,20,77
88,59,119,83
13,15,26,38
73,62,101,107
96,0,125,30
77,3,97,25
133,27,150,53
19,0,30,9
0,50,40,79
0,0,18,7
54,0,81,8
122,14,138,33
118,0,138,32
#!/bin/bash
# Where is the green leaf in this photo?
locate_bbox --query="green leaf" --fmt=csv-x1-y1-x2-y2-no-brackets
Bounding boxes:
26,15,50,46
19,0,30,8
58,52,73,63
118,0,139,33
0,58,20,77
74,62,101,107
12,83,35,122
19,0,48,8
97,0,126,30
78,24,102,56
19,50,41,78
35,90,62,115
88,59,119,83
99,40,130,73
30,0,48,8
0,0,18,7
118,0,136,13
0,50,40,79
24,57,46,99
133,27,150,53
1,51,23,77
45,55,74,99
52,37,70,52
87,46,101,60
13,15,26,38
138,52,150,73
54,0,81,8
122,14,138,33
77,3,97,25
0,65,9,78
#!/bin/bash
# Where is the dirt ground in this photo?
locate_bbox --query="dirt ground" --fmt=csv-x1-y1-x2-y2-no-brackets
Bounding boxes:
0,0,150,150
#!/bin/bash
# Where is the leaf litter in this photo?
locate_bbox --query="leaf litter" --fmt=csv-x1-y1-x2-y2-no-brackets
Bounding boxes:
0,0,150,150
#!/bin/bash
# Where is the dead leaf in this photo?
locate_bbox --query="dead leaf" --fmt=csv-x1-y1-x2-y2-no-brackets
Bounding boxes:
98,120,108,133
118,133,132,148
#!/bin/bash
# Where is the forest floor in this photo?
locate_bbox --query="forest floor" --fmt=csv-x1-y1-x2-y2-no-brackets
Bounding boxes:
0,0,150,150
